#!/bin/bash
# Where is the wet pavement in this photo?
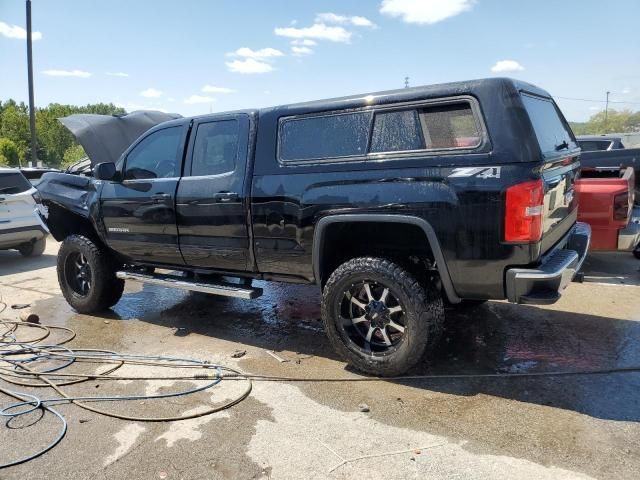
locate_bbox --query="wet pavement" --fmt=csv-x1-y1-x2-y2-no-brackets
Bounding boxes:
1,240,639,479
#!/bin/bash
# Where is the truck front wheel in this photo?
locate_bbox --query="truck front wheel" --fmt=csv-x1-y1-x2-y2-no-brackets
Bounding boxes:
321,257,444,376
57,235,124,313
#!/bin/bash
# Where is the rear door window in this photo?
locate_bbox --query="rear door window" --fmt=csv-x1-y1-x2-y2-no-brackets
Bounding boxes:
190,120,240,176
279,112,372,162
521,94,577,156
0,171,32,195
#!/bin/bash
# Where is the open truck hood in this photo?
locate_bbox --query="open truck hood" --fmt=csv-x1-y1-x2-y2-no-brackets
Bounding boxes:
59,111,182,166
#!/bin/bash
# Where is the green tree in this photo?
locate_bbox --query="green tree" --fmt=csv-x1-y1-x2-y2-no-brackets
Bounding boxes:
61,143,87,169
0,138,21,167
569,109,640,135
0,102,30,163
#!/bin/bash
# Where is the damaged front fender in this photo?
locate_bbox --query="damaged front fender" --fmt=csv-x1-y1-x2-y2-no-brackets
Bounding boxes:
36,172,104,242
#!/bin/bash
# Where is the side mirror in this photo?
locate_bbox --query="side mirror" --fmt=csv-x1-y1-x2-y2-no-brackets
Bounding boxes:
94,162,117,181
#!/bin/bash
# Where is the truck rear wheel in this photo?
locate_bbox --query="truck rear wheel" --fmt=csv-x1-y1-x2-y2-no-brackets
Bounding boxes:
57,235,124,313
321,257,444,376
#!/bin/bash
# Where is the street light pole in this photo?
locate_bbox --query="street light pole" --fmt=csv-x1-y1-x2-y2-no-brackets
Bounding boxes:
26,0,38,167
604,91,610,131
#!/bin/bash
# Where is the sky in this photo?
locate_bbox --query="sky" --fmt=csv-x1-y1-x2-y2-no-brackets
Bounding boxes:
1,0,639,122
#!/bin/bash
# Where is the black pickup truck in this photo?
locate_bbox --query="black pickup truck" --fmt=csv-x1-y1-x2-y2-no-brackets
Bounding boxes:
38,78,590,375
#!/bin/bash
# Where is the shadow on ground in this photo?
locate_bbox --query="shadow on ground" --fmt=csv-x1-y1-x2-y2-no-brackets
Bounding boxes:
0,249,57,276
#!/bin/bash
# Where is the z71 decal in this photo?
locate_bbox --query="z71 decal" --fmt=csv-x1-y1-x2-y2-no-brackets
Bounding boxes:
449,167,501,179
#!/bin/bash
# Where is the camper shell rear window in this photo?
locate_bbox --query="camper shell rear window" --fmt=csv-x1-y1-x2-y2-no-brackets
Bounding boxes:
521,93,577,157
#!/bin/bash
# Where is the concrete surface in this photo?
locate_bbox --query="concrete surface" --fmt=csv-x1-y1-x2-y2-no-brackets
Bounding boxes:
0,239,639,479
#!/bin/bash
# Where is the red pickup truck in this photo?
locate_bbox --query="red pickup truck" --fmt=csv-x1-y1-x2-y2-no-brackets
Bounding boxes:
575,166,639,258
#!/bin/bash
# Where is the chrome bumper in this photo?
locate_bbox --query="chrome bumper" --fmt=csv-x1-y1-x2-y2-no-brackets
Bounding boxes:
505,222,591,305
618,217,640,251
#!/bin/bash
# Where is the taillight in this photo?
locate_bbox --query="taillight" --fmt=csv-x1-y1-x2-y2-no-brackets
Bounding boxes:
504,180,544,242
613,192,629,221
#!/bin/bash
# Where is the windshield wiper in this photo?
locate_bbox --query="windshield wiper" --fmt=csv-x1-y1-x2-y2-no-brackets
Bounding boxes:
555,140,569,151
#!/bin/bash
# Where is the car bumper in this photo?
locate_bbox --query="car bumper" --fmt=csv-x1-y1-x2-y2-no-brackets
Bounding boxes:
505,222,591,305
618,209,640,251
0,211,49,249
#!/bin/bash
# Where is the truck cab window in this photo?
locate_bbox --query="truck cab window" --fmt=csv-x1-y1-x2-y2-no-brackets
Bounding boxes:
191,120,239,176
124,126,182,180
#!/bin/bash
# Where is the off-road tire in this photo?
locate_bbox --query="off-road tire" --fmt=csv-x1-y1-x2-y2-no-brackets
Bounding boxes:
18,237,47,257
57,235,124,313
321,257,444,376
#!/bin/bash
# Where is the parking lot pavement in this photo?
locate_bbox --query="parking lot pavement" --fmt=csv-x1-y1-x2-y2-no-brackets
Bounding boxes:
1,240,639,479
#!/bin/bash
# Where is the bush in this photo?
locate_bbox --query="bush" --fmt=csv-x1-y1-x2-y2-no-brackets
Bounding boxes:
61,143,87,169
0,138,20,167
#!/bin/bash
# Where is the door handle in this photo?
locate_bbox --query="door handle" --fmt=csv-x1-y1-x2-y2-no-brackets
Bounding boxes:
151,193,171,203
214,192,239,203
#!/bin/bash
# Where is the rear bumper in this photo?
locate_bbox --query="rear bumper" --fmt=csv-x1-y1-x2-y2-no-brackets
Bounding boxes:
0,213,49,249
506,222,591,305
618,215,640,251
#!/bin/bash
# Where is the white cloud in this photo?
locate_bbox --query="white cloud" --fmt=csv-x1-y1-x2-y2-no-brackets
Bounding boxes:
202,85,235,94
226,58,274,74
588,106,601,111
292,46,314,56
291,39,317,46
490,60,525,73
621,87,632,94
380,0,475,25
315,13,376,28
351,16,377,27
184,95,215,105
140,87,163,98
0,21,42,40
167,97,176,102
274,23,352,43
106,71,129,77
43,69,92,78
228,47,284,59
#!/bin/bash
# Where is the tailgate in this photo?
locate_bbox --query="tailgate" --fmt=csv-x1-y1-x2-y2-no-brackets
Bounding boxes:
521,93,580,252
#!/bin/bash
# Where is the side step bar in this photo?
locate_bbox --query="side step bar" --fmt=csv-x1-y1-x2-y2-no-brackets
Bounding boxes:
116,271,262,299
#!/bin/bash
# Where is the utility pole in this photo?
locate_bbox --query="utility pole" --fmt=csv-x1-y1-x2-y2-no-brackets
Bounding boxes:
604,90,611,131
404,76,410,88
26,0,38,167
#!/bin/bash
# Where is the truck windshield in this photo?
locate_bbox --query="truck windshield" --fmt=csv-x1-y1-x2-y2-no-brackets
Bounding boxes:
521,94,577,157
